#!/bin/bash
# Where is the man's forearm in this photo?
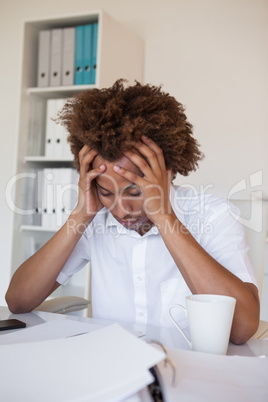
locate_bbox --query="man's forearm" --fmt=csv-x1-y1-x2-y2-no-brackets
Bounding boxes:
5,213,92,313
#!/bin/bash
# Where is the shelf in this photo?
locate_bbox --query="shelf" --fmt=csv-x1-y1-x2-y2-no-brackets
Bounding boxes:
24,11,99,30
27,85,95,98
24,156,74,163
21,225,59,233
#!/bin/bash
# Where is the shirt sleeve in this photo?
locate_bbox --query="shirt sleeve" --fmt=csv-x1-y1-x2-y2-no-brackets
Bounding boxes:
56,232,91,285
198,200,258,287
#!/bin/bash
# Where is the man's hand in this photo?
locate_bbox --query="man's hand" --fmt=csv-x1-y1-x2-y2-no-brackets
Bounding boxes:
113,136,174,225
72,145,106,225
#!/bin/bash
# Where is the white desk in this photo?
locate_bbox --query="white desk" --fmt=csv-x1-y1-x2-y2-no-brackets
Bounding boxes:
1,306,268,402
0,306,267,357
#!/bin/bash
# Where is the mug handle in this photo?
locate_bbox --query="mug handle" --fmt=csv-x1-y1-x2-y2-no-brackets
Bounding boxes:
168,304,191,348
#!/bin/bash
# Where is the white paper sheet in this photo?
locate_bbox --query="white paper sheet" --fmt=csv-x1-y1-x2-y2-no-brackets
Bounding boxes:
0,319,102,344
157,347,268,402
0,323,165,402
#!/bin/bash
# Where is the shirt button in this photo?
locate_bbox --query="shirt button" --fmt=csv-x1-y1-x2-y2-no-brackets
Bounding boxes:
138,312,144,316
137,276,142,281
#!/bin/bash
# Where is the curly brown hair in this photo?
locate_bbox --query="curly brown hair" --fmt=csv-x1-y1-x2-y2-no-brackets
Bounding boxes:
57,79,203,178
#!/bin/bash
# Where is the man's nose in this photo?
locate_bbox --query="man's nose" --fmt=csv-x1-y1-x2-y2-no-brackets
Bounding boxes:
112,196,133,219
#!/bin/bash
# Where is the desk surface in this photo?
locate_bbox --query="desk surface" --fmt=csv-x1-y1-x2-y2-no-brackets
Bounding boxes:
1,306,268,402
0,305,268,357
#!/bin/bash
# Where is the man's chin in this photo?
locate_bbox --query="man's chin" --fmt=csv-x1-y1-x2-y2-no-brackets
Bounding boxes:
117,216,149,229
117,218,155,235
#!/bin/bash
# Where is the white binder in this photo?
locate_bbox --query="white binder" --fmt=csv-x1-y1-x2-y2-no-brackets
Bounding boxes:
58,168,79,226
61,97,73,159
45,99,57,158
45,98,72,159
43,168,78,227
41,168,55,227
41,168,78,228
54,99,66,158
37,30,51,87
50,29,62,86
62,27,75,86
62,132,73,159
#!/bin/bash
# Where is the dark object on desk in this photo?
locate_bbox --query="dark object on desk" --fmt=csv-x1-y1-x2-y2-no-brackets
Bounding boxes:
0,319,26,331
148,366,165,402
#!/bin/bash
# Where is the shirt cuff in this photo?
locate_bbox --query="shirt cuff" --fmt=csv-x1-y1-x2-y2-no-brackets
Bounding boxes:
56,271,71,286
235,272,258,288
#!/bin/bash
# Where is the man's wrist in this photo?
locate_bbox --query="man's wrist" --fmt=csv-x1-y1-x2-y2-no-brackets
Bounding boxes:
66,211,94,235
154,212,183,236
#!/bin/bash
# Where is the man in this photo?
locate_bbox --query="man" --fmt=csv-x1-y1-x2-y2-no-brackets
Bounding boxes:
6,80,259,344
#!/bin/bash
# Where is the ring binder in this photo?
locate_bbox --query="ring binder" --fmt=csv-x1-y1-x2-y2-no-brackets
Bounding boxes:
146,339,177,402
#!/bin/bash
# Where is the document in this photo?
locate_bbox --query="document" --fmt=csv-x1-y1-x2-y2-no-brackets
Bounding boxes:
0,319,102,344
0,323,165,402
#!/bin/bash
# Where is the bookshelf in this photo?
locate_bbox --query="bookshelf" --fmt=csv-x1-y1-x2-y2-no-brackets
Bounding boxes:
10,10,143,312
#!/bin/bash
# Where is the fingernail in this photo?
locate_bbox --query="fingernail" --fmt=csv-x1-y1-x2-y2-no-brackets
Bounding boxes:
113,165,121,172
100,164,105,170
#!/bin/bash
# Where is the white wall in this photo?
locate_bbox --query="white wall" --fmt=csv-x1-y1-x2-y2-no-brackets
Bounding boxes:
0,0,267,305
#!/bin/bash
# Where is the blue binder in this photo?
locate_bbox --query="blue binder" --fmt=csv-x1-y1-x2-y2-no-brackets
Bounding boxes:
90,22,98,84
74,25,84,85
83,24,93,85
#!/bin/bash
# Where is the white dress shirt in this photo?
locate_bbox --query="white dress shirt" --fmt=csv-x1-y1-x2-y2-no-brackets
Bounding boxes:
56,186,257,328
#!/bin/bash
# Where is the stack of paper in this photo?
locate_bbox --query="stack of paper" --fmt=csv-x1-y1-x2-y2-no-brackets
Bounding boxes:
157,346,268,402
0,323,165,401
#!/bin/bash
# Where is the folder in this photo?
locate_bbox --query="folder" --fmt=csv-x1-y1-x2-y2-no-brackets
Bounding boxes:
57,168,79,226
41,167,78,228
50,29,62,86
41,168,55,227
83,24,93,85
35,169,43,226
62,125,73,160
26,169,43,227
45,99,57,158
22,169,39,226
62,27,75,86
37,30,51,87
74,25,84,85
90,22,98,84
27,97,46,156
54,99,66,158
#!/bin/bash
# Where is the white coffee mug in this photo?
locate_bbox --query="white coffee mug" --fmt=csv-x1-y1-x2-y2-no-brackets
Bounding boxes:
168,294,236,355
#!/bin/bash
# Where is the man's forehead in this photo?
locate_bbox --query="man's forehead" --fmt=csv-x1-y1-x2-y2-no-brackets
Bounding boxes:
93,154,142,174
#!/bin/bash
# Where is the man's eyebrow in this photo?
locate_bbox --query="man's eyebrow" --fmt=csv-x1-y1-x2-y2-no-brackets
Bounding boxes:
95,182,110,192
95,182,135,192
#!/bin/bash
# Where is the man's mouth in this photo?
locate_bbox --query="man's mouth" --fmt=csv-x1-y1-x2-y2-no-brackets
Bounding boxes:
117,216,148,228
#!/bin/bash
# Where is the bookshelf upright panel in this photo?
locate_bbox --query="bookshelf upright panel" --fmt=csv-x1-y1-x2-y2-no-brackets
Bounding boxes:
10,10,143,311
